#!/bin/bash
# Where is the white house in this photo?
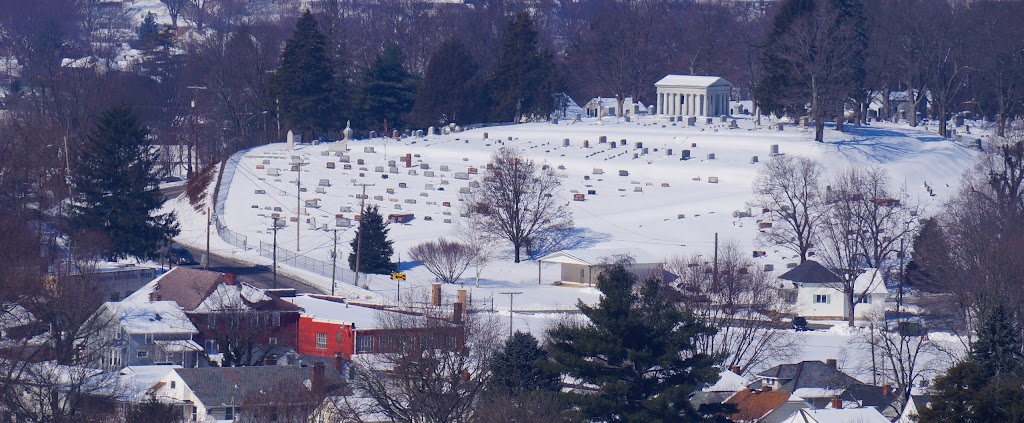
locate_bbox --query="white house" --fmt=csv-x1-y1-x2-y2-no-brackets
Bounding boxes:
84,300,201,371
655,75,732,117
778,261,887,320
537,248,664,286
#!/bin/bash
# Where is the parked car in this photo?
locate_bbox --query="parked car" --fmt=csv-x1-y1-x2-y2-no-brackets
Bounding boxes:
793,316,810,331
169,246,198,265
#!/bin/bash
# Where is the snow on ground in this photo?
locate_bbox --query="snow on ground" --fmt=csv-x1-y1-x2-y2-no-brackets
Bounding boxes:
168,113,979,375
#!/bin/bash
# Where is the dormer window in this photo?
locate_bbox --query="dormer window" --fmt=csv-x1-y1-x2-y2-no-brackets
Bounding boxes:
145,334,154,344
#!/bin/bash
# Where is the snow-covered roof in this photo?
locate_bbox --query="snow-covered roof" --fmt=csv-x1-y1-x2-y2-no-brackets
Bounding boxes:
154,339,203,352
537,248,663,266
192,283,271,313
853,269,888,295
705,369,749,392
105,301,199,335
655,75,731,88
115,365,181,401
285,295,383,327
780,407,889,423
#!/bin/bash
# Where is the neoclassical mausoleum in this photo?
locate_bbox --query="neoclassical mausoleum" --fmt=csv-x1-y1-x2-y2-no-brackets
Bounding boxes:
655,75,732,117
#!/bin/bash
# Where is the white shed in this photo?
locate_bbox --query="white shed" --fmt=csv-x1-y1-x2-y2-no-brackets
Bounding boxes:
537,248,664,286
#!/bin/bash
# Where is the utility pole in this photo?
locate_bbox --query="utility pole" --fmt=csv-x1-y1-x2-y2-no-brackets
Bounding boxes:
499,291,523,337
187,86,207,176
272,217,281,289
353,183,374,286
330,228,339,296
296,161,303,251
205,208,211,270
713,232,719,284
276,98,281,141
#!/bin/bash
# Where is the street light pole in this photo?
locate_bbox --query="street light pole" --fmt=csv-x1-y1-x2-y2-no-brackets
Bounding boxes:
272,217,280,289
330,228,339,296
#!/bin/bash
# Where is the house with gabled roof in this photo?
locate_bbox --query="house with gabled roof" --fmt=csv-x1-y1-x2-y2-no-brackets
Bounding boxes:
750,359,897,414
83,300,201,371
778,261,887,320
724,389,809,423
778,407,890,423
150,363,346,422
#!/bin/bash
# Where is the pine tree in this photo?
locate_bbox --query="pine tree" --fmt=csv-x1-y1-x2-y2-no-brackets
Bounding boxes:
269,10,339,134
348,205,394,275
70,106,179,260
358,44,416,131
410,38,483,127
970,304,1023,378
546,263,727,422
922,305,1024,423
487,332,561,394
489,13,561,122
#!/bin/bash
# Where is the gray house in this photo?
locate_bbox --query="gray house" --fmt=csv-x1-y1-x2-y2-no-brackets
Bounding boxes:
85,300,201,371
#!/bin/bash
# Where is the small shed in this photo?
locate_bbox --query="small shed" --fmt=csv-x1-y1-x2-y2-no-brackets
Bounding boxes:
537,248,663,286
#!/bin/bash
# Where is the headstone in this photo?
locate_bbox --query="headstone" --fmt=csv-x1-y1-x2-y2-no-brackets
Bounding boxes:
635,142,643,149
286,130,300,148
720,115,727,123
420,163,429,170
642,148,649,155
392,130,399,139
369,131,377,138
364,146,375,153
707,153,716,160
620,139,627,146
624,116,631,122
729,119,738,129
687,116,697,126
666,149,673,156
563,138,570,147
705,117,713,124
777,123,785,131
483,132,488,140
610,143,617,149
575,113,582,122
669,117,676,122
454,172,469,180
428,126,436,136
599,136,607,144
771,144,780,155
551,117,559,124
751,156,759,164
954,114,965,127
343,120,353,141
318,179,330,187
708,176,719,184
592,168,604,175
682,150,691,160
619,170,629,176
424,171,435,177
583,140,590,148
799,116,808,128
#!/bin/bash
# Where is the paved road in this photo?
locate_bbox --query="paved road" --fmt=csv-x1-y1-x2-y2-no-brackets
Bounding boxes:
179,246,324,294
162,181,323,294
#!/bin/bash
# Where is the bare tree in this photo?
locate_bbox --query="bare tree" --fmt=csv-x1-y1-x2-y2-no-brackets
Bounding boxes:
815,167,909,326
667,243,800,375
196,283,287,367
856,311,943,412
463,147,572,263
409,238,477,284
351,299,502,423
753,155,826,263
161,0,188,28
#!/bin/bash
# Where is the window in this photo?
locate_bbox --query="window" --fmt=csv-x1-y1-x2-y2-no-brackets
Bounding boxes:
268,337,278,345
137,350,148,358
813,294,831,304
170,381,176,389
272,312,281,327
316,333,328,349
858,295,872,304
356,335,373,353
224,406,234,420
208,313,216,327
191,406,197,421
145,334,154,344
205,340,218,354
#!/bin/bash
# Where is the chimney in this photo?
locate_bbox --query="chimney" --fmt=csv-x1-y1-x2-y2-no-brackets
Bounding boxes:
333,353,349,376
456,289,468,306
310,362,326,393
830,396,842,409
431,283,442,306
882,383,891,396
263,354,276,366
826,358,837,368
453,302,464,323
762,386,772,392
730,365,742,375
225,273,236,285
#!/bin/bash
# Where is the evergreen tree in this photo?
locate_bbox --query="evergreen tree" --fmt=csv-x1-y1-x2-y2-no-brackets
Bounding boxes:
970,304,1023,377
348,205,394,275
410,38,483,127
269,10,339,134
70,106,178,260
358,44,416,131
487,332,561,394
546,263,728,422
922,305,1024,422
489,13,561,122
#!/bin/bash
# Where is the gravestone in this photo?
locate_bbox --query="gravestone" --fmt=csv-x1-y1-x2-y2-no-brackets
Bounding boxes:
563,138,570,147
720,115,727,123
707,153,716,160
286,130,300,149
729,119,738,129
370,131,377,138
583,140,590,148
777,123,785,131
771,144,780,155
751,156,759,164
599,136,607,144
666,149,673,156
620,139,627,146
682,150,691,160
708,176,719,183
687,116,697,126
428,126,436,136
635,142,643,149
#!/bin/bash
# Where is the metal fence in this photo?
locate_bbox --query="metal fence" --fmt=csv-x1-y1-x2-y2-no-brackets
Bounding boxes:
258,241,388,286
214,215,248,250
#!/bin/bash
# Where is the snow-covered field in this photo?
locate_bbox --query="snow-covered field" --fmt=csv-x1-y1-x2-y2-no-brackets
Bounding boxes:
168,114,979,377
